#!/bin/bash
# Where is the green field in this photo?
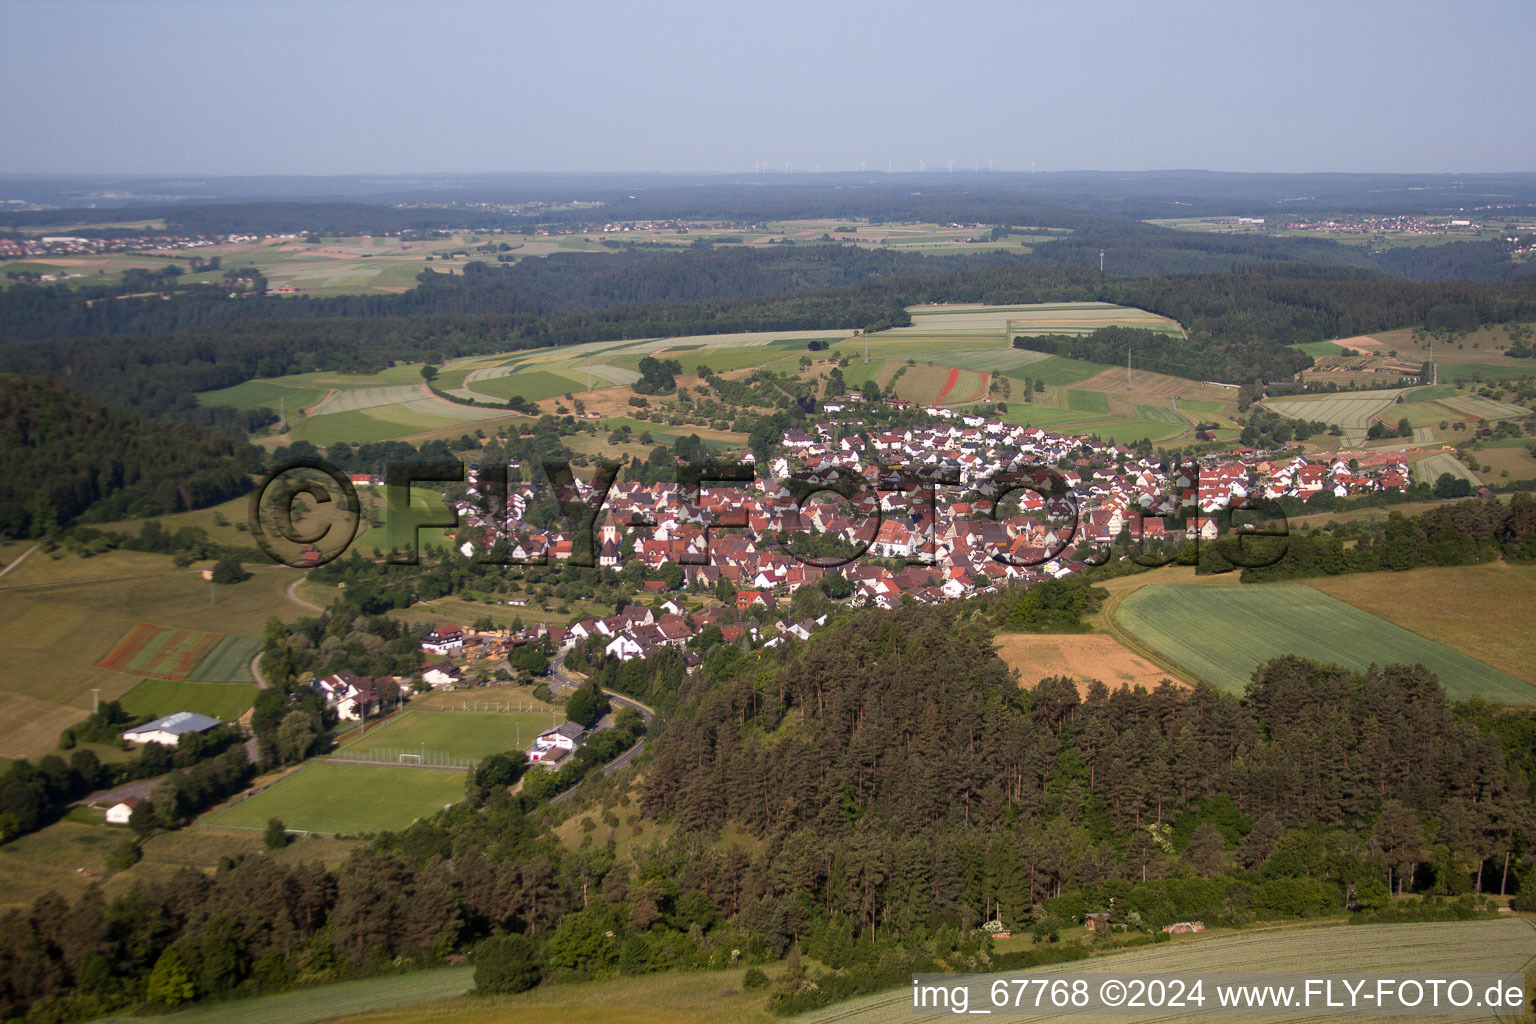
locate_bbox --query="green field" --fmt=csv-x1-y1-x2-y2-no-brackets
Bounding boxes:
334,708,559,762
1116,583,1535,704
1289,340,1348,357
1437,360,1536,382
469,368,583,402
1176,398,1232,416
197,379,331,414
193,635,262,682
792,919,1535,1024
1401,383,1459,403
1084,418,1190,443
1065,389,1110,413
205,762,466,835
1016,355,1110,386
120,678,258,723
1132,403,1189,424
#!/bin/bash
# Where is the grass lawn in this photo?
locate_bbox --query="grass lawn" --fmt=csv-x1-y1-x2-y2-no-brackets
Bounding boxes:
204,762,466,835
334,709,560,760
120,678,258,723
1116,583,1535,704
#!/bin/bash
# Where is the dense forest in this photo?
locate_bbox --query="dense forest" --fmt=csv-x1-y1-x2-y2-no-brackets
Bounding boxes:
0,374,260,537
3,599,1531,1022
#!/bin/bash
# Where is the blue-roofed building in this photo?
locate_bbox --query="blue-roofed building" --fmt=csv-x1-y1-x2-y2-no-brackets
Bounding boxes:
122,711,222,746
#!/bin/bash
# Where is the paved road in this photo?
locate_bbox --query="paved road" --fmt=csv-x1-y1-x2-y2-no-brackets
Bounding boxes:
546,652,654,805
72,774,159,809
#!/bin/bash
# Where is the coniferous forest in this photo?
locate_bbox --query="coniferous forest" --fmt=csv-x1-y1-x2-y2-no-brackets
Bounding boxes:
3,598,1532,1021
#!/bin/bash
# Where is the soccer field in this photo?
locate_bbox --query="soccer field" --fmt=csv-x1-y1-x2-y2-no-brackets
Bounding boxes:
334,708,560,762
204,762,465,835
1116,583,1536,704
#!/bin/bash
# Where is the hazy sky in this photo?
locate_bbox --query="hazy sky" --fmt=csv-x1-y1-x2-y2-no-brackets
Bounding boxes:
5,0,1533,176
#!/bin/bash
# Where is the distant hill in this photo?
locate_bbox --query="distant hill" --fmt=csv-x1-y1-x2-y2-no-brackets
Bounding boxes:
0,374,259,537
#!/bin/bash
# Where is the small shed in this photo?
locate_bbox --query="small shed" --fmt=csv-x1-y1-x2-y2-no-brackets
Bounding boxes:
1084,912,1112,933
105,796,140,825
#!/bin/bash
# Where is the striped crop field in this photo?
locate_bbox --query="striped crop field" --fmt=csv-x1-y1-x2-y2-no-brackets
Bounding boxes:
97,624,260,682
1261,389,1407,445
1413,452,1480,486
1115,583,1535,704
1436,394,1529,420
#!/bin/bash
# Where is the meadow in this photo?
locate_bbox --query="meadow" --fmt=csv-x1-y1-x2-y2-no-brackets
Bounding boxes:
0,814,358,910
787,918,1534,1024
1115,583,1535,704
204,762,467,835
89,968,476,1024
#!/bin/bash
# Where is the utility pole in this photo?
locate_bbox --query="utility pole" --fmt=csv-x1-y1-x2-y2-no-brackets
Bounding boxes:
1127,344,1133,389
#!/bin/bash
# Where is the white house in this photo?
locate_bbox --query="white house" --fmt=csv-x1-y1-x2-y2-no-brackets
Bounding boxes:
105,797,140,825
604,633,647,662
530,721,587,763
421,661,462,690
122,711,222,747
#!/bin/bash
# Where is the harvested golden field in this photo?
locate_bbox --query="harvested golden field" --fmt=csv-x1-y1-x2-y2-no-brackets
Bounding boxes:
994,633,1181,695
1305,563,1536,685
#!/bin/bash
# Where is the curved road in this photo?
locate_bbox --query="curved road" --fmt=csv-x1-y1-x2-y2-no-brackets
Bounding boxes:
547,651,654,805
287,576,324,613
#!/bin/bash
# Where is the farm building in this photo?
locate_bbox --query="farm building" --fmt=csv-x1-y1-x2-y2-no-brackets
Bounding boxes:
1084,912,1113,933
105,797,140,824
122,711,222,746
421,627,465,655
1163,921,1206,934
